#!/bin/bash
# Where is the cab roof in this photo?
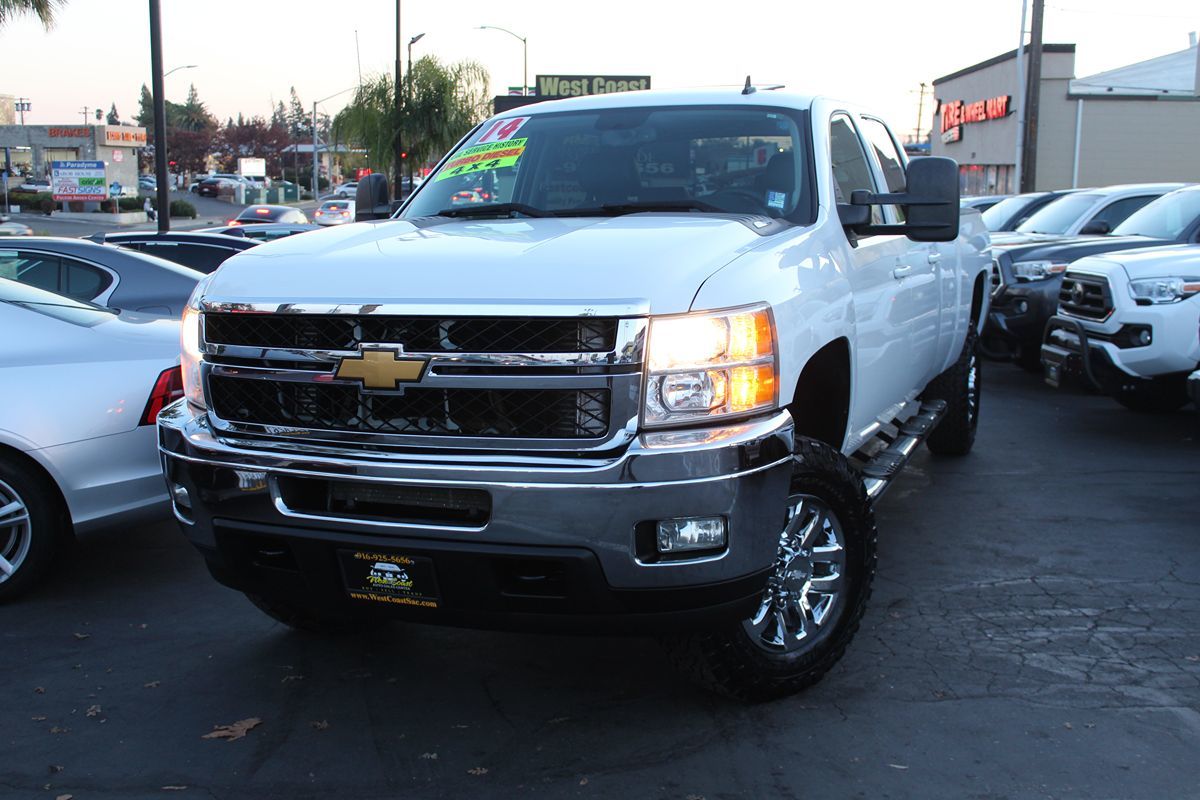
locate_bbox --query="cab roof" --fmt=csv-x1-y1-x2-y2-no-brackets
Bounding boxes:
493,87,820,118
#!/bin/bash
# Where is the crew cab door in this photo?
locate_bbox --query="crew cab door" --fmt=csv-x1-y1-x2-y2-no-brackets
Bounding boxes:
860,115,945,385
830,113,922,426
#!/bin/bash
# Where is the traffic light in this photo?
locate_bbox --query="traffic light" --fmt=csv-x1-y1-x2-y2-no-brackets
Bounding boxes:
400,151,408,159
169,160,177,167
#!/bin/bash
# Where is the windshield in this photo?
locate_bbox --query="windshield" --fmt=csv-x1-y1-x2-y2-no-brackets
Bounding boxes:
1112,190,1200,239
981,194,1045,231
0,276,116,326
402,105,812,222
1015,193,1100,235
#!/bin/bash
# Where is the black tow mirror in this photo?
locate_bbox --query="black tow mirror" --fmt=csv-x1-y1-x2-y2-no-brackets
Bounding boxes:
355,174,392,221
845,156,961,242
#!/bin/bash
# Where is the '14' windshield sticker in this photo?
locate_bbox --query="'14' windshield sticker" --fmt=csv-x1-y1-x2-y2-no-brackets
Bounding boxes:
433,138,527,182
476,116,529,144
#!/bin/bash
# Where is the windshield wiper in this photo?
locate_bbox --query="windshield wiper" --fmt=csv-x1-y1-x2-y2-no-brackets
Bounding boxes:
560,199,725,216
436,203,552,219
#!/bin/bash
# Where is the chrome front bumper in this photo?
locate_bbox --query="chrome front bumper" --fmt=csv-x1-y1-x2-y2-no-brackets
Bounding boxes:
158,401,794,598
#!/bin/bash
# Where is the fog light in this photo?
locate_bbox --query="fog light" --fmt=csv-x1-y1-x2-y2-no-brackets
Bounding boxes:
1016,300,1029,314
169,482,191,511
656,516,727,554
1137,328,1152,346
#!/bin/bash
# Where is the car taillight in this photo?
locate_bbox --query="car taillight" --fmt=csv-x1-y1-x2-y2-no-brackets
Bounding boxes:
141,366,184,426
255,208,270,215
341,211,349,217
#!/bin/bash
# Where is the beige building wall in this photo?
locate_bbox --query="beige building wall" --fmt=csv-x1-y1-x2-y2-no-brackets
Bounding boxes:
1033,76,1077,190
1075,99,1200,186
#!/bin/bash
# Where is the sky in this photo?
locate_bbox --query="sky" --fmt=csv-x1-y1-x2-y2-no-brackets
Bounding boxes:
2,0,1198,141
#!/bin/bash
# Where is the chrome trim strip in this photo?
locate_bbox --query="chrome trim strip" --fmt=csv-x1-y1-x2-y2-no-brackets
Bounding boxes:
208,363,619,390
199,299,652,318
161,447,793,491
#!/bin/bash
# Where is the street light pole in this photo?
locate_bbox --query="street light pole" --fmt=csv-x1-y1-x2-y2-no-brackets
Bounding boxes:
148,0,170,232
406,33,425,195
394,0,403,200
163,64,198,79
312,86,358,201
479,25,528,96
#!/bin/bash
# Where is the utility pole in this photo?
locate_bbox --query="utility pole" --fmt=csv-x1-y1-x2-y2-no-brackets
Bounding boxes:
1021,0,1045,192
16,98,30,125
80,107,91,125
394,0,404,201
149,0,170,232
1013,0,1028,193
914,82,929,144
312,102,319,203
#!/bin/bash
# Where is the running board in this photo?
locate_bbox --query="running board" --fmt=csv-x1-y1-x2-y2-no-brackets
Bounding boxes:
857,399,946,502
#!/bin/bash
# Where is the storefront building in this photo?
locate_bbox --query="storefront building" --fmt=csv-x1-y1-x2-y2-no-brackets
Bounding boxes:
0,124,145,194
931,41,1200,194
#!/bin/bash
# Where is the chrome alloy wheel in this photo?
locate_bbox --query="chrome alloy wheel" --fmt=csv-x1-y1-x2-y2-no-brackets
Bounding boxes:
0,478,32,585
744,493,846,653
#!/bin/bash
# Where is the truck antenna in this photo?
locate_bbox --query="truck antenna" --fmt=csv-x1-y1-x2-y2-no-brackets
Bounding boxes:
742,76,756,95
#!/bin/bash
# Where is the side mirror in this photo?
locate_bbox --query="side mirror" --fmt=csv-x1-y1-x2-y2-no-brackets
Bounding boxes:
846,156,961,242
1079,219,1110,235
355,174,392,221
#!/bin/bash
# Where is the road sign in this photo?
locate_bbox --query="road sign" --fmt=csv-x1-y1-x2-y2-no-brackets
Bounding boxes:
51,160,106,201
109,181,122,198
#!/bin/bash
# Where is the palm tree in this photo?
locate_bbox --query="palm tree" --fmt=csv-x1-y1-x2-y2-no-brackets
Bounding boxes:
0,0,65,27
333,56,490,191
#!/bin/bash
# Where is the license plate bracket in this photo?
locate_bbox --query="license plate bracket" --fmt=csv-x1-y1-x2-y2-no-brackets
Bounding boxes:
338,550,441,609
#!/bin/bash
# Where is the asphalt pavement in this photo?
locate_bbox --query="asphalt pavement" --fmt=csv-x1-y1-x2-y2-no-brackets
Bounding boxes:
2,364,1198,799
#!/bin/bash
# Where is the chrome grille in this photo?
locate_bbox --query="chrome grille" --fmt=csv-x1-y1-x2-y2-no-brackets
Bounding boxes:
209,377,610,439
990,258,1004,297
204,313,617,353
1059,273,1113,320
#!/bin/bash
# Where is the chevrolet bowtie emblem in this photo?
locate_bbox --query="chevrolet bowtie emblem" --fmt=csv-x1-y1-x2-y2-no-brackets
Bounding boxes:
334,347,429,390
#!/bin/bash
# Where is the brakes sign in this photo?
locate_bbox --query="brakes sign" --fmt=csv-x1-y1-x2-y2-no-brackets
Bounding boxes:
433,138,527,182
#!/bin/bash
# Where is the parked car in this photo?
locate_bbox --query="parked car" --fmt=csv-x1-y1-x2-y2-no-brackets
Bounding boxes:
990,183,1185,247
98,231,259,274
0,278,182,600
17,178,50,193
1042,245,1200,412
980,189,1080,232
2,237,201,316
960,194,1007,212
335,181,358,199
197,177,237,198
138,175,157,192
198,223,319,242
986,185,1200,368
314,199,355,226
0,220,33,236
228,205,308,225
159,90,988,701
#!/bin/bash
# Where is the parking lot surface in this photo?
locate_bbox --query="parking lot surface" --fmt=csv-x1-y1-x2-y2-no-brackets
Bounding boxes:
3,364,1197,799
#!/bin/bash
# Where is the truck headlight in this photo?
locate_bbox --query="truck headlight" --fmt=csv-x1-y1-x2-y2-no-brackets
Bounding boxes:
1011,260,1068,281
180,277,212,411
643,305,776,428
1128,277,1200,305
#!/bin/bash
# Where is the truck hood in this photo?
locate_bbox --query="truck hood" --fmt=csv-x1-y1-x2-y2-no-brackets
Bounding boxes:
1076,245,1200,280
203,215,768,316
998,234,1173,265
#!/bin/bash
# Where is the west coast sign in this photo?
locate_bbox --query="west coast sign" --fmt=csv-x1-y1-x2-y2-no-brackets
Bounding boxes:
536,74,650,98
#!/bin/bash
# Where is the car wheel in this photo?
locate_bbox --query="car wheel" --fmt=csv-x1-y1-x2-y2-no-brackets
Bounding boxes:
244,592,378,635
1114,375,1189,413
660,440,877,701
923,330,981,456
0,456,70,603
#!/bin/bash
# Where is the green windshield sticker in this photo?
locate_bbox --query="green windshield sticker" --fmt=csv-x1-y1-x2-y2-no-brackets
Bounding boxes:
433,138,527,182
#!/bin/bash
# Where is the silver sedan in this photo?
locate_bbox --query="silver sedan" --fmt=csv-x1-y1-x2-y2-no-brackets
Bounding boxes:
0,279,182,600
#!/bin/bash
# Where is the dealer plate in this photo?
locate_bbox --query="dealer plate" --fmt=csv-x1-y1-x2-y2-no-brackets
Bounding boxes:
338,550,441,609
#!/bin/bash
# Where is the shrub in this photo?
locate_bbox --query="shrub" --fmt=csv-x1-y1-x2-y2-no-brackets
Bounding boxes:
118,197,143,211
40,199,54,215
169,199,197,219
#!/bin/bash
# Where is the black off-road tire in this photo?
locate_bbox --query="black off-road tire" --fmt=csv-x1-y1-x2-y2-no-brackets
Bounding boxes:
0,455,71,603
244,593,377,635
924,330,981,456
1113,375,1189,413
659,440,877,702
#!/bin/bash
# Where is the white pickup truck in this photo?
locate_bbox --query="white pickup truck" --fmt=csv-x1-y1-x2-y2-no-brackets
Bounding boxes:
158,88,990,700
1042,245,1200,411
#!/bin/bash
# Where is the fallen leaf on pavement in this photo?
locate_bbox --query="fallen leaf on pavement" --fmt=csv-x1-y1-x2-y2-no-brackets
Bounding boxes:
32,716,47,721
49,726,70,734
55,794,73,800
281,675,305,684
888,764,909,770
467,767,488,776
419,752,438,760
579,777,589,786
34,686,45,694
86,705,102,718
201,718,262,741
144,681,160,689
49,765,64,774
162,786,188,791
73,633,90,640
311,720,329,731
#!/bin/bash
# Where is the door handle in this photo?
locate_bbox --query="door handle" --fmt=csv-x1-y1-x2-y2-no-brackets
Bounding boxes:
891,264,913,279
927,251,943,264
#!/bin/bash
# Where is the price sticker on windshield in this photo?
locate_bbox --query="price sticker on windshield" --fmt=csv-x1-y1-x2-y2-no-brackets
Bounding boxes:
433,138,527,182
476,116,529,144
